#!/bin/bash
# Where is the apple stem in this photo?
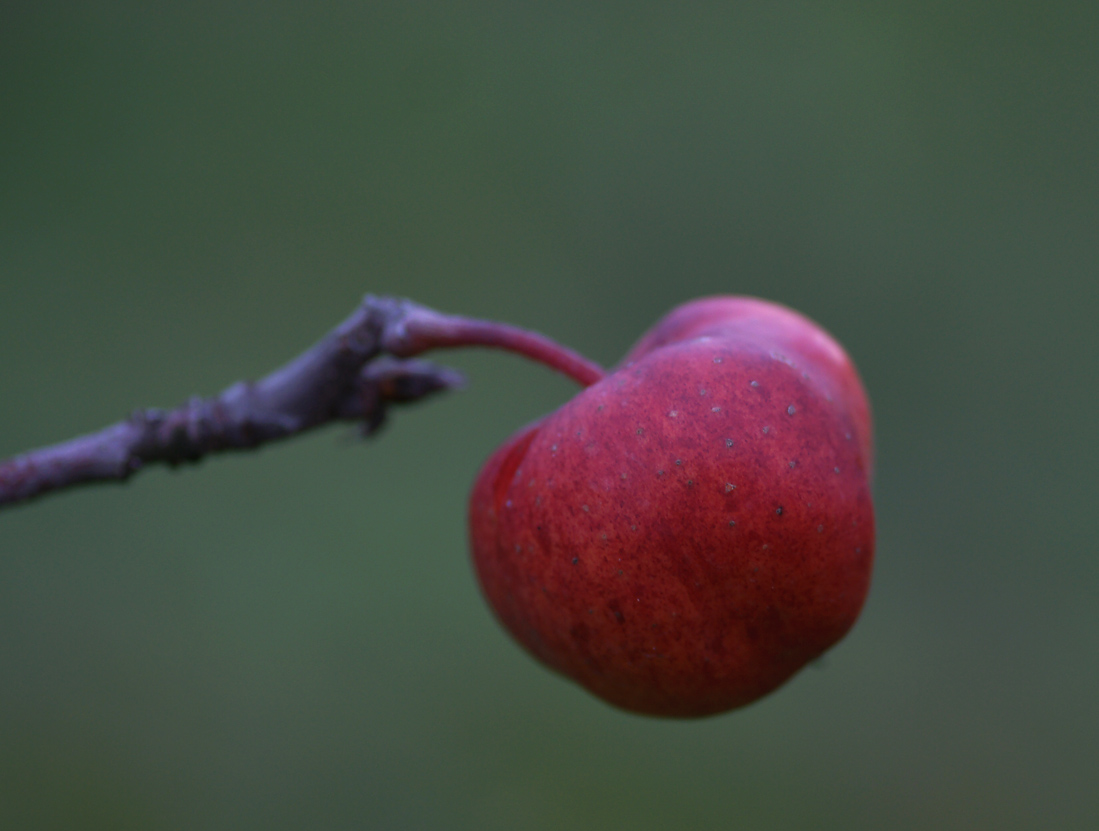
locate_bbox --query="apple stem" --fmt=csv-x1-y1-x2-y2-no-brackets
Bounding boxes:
0,294,604,510
377,297,605,388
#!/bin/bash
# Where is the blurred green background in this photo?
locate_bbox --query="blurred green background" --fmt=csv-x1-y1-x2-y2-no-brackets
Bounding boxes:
1,3,1096,829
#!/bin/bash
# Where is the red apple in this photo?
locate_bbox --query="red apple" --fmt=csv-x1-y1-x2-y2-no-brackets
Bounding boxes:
469,297,874,717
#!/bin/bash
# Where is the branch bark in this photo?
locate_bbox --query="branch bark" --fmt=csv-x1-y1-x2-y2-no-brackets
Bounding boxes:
0,295,605,511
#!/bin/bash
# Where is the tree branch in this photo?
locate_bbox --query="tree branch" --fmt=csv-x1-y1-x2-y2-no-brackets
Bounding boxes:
0,295,605,511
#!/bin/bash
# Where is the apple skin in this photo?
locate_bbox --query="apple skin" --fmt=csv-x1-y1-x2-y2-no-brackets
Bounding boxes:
469,297,874,717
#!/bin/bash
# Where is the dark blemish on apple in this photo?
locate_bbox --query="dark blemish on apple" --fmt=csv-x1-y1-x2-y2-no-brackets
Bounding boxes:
572,557,579,565
630,525,637,531
597,404,604,412
675,459,682,466
725,438,734,447
687,480,694,487
699,388,707,396
657,469,664,477
711,407,721,413
787,405,797,415
728,520,736,527
834,467,841,474
762,426,770,434
750,380,759,388
636,428,644,435
776,506,784,516
724,483,736,492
